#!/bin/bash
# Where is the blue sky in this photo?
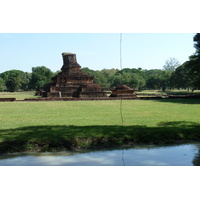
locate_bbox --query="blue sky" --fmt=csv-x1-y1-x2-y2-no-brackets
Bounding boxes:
0,33,196,74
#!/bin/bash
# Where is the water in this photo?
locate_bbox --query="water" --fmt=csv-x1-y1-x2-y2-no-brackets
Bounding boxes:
0,143,200,166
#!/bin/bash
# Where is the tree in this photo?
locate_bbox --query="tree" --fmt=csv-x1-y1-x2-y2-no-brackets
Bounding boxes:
119,68,146,90
0,77,6,91
110,74,121,88
144,69,163,90
193,33,200,56
160,70,172,91
170,63,193,90
82,67,119,89
181,33,200,89
130,73,146,90
20,72,32,91
0,70,27,92
82,67,95,77
163,58,180,71
29,66,54,89
93,71,108,88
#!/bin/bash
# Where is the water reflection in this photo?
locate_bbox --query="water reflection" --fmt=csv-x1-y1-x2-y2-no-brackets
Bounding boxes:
192,144,200,166
0,143,200,166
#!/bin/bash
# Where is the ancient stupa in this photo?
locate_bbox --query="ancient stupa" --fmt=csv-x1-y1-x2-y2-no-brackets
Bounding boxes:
43,53,107,98
110,85,137,99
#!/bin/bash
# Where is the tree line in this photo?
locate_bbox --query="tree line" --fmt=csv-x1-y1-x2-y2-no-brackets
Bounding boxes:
1,33,200,92
0,66,55,92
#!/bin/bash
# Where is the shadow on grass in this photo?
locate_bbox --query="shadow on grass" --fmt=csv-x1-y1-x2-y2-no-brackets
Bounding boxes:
157,121,200,127
1,121,200,153
154,98,200,104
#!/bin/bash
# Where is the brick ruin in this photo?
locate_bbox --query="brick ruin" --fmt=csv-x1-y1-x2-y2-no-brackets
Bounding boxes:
110,85,137,99
42,53,107,98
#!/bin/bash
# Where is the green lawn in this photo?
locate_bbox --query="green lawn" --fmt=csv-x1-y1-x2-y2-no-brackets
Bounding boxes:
1,99,200,152
0,91,38,100
1,99,200,129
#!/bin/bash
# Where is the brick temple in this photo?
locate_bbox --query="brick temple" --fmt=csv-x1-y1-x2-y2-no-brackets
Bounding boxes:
110,85,137,99
43,53,107,98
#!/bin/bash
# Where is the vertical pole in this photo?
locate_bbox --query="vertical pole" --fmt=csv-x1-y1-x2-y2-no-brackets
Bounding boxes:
120,33,124,126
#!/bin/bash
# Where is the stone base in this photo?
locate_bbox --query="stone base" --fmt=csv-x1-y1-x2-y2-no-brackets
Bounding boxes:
110,94,137,98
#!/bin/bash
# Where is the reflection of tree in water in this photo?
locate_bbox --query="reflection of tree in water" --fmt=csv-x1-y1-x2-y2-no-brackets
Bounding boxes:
192,145,200,166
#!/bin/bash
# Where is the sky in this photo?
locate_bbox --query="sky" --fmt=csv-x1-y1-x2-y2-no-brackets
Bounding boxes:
0,33,196,74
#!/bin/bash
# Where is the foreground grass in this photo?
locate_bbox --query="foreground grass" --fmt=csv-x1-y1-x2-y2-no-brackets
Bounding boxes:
0,99,200,153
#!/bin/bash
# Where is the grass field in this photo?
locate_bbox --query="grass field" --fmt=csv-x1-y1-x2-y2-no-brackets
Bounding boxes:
0,91,37,100
1,97,200,153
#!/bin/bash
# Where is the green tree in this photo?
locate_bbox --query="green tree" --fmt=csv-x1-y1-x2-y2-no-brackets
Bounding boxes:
82,67,119,89
145,69,163,90
29,66,54,89
21,72,32,91
121,72,145,90
110,74,121,88
119,68,146,90
160,70,172,91
194,33,200,56
82,67,95,76
162,58,181,90
121,71,132,86
93,71,109,88
0,77,6,91
131,73,146,90
0,70,26,92
181,33,200,89
170,63,193,90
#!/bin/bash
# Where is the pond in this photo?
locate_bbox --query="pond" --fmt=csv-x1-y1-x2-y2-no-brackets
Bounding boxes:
0,143,200,166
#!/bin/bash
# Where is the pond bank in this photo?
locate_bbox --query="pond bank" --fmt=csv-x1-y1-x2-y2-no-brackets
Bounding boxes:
1,124,200,153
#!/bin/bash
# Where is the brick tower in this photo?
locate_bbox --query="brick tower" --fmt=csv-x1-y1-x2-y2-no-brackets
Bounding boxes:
43,53,107,98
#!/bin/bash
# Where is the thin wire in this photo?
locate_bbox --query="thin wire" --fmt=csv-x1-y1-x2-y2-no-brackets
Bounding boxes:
120,33,124,126
120,33,125,166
